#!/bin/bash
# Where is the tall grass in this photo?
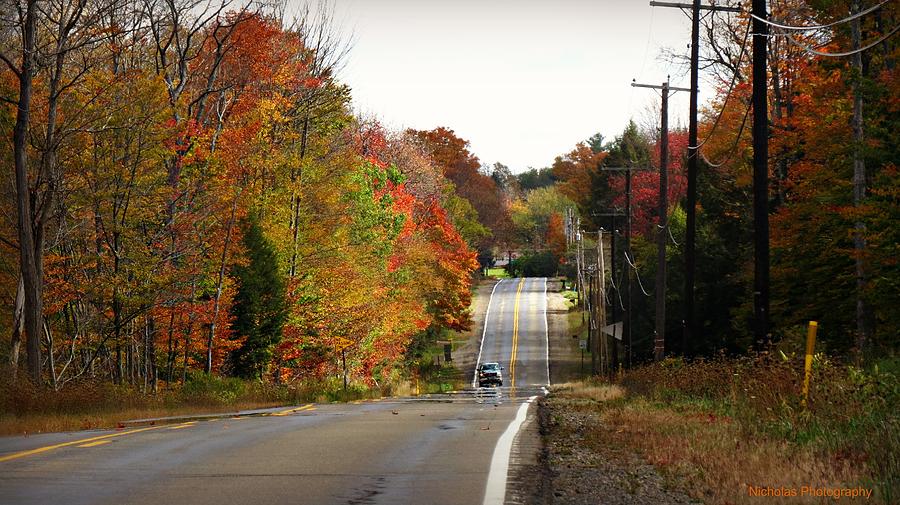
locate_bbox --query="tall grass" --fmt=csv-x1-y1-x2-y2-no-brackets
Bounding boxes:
0,373,395,435
619,355,899,501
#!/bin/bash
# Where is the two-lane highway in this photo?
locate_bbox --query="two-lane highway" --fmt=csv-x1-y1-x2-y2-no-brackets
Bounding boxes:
0,277,549,505
474,277,549,392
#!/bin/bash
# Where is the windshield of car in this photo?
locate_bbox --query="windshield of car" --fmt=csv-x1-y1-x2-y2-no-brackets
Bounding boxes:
481,363,500,371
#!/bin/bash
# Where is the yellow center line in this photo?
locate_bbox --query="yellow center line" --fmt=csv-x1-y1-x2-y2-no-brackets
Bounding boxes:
0,425,162,463
270,403,314,417
77,440,111,448
167,422,195,430
510,278,525,389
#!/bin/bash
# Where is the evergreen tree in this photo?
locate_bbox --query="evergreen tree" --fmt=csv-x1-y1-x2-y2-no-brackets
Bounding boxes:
229,215,288,379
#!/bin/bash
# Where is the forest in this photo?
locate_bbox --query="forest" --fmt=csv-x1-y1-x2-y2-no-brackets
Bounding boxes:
1,0,898,396
512,0,899,364
0,1,505,391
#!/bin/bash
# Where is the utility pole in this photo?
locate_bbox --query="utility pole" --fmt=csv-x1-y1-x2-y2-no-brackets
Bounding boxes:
751,0,770,347
597,230,607,376
657,82,669,362
650,0,741,356
593,212,626,374
632,79,689,361
588,269,596,374
591,195,636,369
599,169,649,369
625,172,632,366
609,216,618,373
686,0,702,356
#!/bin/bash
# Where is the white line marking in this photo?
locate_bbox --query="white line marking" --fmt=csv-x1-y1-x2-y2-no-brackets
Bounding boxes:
543,277,550,386
483,396,538,505
473,279,504,388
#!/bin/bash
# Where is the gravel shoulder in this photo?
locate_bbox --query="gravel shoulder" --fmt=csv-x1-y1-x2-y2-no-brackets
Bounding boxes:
533,394,699,505
515,278,699,505
545,279,583,384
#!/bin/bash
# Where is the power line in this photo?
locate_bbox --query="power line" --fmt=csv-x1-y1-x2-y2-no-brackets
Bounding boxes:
782,24,900,57
666,224,681,246
624,251,652,297
607,263,627,311
700,99,751,168
749,0,890,31
692,19,751,152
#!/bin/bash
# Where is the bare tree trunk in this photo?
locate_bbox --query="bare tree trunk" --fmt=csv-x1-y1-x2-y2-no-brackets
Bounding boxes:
45,322,57,390
12,0,44,384
289,113,310,278
9,279,25,379
851,1,870,359
146,315,158,392
770,38,788,207
182,280,197,383
165,309,177,383
206,195,238,373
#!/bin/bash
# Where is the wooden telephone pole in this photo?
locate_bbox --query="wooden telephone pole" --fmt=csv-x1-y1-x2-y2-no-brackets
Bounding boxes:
601,167,651,368
632,79,689,361
649,0,741,355
751,0,770,347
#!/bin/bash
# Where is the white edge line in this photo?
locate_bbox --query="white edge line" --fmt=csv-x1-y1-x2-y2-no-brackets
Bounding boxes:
483,396,538,505
543,277,550,386
473,279,503,388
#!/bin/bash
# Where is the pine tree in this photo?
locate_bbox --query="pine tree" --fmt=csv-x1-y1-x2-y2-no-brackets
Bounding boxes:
229,215,288,379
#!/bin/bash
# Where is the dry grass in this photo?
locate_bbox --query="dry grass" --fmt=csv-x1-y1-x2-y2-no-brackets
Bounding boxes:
551,381,625,401
0,402,282,436
548,356,899,504
0,373,394,437
596,398,863,505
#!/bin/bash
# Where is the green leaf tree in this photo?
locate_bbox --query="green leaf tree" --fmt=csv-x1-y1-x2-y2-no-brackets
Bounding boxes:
230,215,288,379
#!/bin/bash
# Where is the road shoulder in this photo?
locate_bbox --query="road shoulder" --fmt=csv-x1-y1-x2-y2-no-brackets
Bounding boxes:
545,279,582,384
535,393,698,505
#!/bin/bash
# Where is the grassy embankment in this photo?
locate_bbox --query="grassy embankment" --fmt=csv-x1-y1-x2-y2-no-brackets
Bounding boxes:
485,267,510,279
0,374,395,436
546,356,899,504
412,336,468,394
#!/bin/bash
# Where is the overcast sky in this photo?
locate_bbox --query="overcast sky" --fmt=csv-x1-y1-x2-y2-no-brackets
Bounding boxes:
291,0,703,173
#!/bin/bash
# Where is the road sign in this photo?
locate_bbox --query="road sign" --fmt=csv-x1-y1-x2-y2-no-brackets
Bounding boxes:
579,340,587,350
602,322,623,341
334,337,353,350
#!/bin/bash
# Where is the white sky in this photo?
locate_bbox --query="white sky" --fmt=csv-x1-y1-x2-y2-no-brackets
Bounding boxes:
293,0,705,173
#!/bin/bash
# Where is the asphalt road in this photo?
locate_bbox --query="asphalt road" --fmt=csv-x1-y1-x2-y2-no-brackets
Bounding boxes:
0,277,549,505
474,277,549,392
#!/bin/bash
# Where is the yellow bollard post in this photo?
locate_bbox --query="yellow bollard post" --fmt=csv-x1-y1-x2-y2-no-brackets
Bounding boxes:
801,321,818,408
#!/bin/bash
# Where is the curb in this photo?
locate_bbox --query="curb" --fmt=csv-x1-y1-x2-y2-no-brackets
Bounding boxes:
117,406,304,428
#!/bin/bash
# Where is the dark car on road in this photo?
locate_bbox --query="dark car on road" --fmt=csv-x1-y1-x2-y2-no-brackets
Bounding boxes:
477,362,503,387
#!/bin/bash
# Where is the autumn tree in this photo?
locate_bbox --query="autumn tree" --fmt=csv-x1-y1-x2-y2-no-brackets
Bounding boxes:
409,127,511,262
551,142,610,229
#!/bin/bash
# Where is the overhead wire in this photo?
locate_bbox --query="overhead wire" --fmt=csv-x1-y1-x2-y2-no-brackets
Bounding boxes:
781,24,900,57
749,0,890,31
624,251,652,297
696,1,894,167
668,224,681,246
607,261,627,311
700,98,752,168
628,7,657,126
691,17,751,152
